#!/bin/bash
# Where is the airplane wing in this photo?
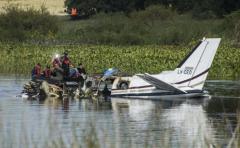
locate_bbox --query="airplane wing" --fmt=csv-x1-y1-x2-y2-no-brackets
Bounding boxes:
137,73,187,94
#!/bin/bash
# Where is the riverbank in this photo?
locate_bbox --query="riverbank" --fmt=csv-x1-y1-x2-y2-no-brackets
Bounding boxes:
0,43,239,79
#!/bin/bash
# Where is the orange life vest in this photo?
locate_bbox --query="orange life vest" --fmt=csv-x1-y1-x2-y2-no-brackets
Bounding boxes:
44,69,51,78
34,65,41,77
71,8,78,16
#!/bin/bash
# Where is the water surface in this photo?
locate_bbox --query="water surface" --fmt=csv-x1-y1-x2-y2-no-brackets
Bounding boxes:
0,76,239,148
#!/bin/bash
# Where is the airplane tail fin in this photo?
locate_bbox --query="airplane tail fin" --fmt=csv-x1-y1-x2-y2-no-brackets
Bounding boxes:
174,38,221,90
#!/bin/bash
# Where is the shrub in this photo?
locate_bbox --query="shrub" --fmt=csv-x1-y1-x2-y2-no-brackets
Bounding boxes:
222,10,240,31
234,21,240,47
220,10,240,46
131,5,175,28
0,5,59,42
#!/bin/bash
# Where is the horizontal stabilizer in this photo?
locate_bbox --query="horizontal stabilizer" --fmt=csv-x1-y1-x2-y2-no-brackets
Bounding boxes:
137,73,187,94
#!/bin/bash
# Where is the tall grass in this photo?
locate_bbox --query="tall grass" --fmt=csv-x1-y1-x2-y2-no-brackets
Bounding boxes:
0,0,65,15
0,4,59,42
57,6,223,45
0,4,239,46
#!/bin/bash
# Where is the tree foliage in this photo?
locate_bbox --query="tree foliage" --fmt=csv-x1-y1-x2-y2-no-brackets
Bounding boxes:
65,0,240,18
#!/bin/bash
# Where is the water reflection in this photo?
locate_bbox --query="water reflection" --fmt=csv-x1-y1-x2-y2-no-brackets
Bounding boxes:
162,102,215,147
111,97,216,147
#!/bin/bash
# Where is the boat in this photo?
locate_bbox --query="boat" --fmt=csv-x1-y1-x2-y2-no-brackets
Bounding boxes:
22,75,100,100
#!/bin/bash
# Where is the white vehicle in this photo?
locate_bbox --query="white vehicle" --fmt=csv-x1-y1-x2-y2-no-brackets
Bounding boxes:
109,38,221,99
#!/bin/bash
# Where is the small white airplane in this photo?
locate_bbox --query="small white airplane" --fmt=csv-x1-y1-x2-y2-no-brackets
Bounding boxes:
109,38,221,99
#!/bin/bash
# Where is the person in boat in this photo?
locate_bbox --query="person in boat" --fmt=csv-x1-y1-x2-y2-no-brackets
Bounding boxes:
43,65,51,78
61,51,71,78
52,54,61,68
51,63,64,81
77,63,86,75
32,63,42,79
46,54,63,82
77,63,87,87
69,65,80,78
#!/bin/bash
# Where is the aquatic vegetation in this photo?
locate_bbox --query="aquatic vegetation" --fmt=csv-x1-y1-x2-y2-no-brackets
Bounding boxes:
0,43,239,79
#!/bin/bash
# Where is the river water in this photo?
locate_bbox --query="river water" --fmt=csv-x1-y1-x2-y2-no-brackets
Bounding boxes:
0,76,239,148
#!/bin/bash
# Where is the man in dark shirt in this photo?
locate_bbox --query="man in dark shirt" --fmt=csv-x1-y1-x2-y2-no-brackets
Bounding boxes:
61,51,71,78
